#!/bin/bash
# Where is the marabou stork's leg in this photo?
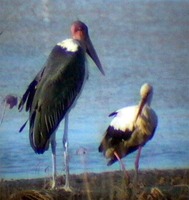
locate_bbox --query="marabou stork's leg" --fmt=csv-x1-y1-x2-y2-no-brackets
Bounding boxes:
62,113,71,191
134,146,142,181
51,134,57,189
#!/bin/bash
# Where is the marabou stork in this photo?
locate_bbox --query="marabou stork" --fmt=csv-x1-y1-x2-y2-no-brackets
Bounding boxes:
99,83,158,179
18,21,104,190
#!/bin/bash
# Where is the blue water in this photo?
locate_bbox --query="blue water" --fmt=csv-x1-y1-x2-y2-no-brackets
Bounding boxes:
0,0,189,180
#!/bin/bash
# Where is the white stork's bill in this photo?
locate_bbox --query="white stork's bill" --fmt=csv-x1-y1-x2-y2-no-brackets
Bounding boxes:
99,83,158,179
19,21,104,191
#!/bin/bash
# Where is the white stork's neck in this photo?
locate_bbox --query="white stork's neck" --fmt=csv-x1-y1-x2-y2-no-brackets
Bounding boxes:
146,91,153,106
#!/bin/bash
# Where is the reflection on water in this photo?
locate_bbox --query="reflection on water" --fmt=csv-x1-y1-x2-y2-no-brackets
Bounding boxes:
0,0,189,180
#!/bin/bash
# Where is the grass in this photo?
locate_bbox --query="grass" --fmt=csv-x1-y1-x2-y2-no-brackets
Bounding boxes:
0,169,189,200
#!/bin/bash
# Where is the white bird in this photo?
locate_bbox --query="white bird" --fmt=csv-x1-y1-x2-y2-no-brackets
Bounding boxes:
99,83,158,178
19,21,104,190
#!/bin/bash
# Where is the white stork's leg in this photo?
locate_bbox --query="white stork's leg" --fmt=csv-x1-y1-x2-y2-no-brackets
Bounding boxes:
62,113,71,191
134,146,142,181
114,151,130,180
51,134,56,189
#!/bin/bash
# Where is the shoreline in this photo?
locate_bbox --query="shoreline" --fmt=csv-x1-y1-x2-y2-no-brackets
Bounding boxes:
2,166,188,181
1,168,189,200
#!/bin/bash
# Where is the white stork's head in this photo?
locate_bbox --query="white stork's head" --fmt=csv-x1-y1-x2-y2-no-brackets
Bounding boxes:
135,83,153,122
71,21,105,75
140,83,153,105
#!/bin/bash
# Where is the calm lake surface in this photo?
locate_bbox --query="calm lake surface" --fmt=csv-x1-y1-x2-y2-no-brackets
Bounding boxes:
0,0,189,180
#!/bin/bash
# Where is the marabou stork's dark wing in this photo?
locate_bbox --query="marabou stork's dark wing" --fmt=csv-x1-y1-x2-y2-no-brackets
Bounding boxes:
29,45,86,153
18,67,45,112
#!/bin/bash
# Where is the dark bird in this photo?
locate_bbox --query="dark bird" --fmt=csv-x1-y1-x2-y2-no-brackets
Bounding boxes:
99,83,158,179
0,95,18,125
3,94,18,109
18,21,104,190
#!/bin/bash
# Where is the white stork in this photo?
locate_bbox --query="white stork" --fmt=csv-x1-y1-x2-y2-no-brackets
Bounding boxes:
99,83,158,179
19,21,104,190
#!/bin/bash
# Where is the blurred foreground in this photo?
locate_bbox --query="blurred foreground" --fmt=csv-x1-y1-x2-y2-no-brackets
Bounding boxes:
1,169,189,200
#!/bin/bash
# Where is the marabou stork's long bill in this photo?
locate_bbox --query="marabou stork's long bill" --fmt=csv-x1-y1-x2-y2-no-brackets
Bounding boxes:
99,83,158,179
18,21,105,190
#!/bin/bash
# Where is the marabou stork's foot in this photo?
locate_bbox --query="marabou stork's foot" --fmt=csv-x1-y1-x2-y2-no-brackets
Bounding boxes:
51,180,57,190
62,185,73,192
50,182,73,192
43,179,57,190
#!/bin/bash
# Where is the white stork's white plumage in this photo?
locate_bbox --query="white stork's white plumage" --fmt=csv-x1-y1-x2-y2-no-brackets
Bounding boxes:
19,21,104,190
99,83,158,178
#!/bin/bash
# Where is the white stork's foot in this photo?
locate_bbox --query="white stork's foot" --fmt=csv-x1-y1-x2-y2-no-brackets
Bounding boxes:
133,169,139,185
134,173,138,183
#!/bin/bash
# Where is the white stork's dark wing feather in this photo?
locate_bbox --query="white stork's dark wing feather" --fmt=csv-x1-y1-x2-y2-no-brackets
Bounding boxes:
98,125,133,153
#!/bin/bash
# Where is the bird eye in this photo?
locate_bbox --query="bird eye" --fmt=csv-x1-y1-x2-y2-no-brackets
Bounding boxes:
77,27,83,31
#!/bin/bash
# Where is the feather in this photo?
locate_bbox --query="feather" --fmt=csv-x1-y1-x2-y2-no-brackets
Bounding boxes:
27,44,86,153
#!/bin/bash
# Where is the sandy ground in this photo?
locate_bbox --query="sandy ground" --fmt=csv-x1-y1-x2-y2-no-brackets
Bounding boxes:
0,169,189,200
